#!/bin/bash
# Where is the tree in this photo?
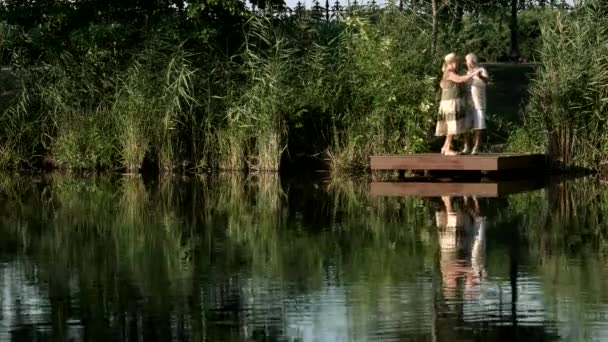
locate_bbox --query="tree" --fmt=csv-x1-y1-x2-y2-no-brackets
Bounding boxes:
432,0,438,54
248,0,286,11
509,0,520,61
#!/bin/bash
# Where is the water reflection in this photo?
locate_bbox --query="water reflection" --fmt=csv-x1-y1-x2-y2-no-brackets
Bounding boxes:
0,174,605,341
436,195,485,303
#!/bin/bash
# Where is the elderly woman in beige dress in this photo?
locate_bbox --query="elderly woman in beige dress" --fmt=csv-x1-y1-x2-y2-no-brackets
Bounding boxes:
437,53,480,155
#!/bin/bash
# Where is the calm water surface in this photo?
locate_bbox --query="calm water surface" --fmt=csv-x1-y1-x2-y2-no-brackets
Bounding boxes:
0,174,607,341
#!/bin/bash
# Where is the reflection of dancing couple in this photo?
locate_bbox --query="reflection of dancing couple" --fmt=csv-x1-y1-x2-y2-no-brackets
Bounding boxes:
436,195,486,301
436,53,489,156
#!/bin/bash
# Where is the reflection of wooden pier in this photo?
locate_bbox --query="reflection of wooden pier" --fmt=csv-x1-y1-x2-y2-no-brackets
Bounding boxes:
370,179,545,198
370,153,545,172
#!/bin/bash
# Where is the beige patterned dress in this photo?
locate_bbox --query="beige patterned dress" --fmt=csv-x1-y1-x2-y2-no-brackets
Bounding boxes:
435,74,468,136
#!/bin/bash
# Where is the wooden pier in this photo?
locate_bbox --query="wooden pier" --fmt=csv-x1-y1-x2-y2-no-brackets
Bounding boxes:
369,153,545,172
370,178,545,198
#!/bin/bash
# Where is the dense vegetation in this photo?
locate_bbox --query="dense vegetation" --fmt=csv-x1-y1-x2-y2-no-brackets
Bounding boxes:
507,1,608,171
0,0,585,174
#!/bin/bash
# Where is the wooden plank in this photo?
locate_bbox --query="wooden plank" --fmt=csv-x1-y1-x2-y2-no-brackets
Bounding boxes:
369,153,545,171
369,179,545,198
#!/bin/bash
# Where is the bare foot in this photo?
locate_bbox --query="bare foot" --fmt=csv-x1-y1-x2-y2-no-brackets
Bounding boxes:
444,150,459,156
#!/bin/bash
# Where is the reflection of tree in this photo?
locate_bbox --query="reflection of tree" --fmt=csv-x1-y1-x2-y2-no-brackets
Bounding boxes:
510,178,608,341
0,173,441,341
432,193,560,342
0,174,578,341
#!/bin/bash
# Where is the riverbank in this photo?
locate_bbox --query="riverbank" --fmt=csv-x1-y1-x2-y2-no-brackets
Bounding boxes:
0,0,562,176
0,61,539,176
0,11,439,174
2,2,606,175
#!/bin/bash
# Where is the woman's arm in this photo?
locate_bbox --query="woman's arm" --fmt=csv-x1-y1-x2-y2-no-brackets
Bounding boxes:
446,70,477,83
477,68,489,83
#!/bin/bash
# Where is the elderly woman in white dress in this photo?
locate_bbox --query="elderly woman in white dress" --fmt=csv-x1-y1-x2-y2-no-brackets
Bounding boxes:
462,53,489,155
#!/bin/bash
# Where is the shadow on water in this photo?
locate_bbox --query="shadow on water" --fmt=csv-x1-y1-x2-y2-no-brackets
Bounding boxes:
0,173,606,341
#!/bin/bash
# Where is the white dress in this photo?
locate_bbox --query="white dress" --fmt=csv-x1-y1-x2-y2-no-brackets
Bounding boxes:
467,67,488,130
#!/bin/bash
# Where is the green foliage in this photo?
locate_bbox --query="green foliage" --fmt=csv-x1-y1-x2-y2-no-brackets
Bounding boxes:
508,1,608,170
447,8,557,63
517,8,556,62
0,0,569,174
448,13,509,62
329,10,436,171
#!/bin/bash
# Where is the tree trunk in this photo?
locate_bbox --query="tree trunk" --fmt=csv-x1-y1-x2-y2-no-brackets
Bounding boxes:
509,0,520,62
454,3,464,33
432,0,438,55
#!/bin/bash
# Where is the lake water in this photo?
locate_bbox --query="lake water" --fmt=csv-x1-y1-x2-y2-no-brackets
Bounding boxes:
0,173,607,341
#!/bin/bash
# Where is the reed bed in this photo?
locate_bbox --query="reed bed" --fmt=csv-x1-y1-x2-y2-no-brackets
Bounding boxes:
0,7,438,174
508,1,608,171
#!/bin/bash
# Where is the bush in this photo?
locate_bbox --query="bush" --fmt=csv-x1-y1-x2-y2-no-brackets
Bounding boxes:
328,10,436,171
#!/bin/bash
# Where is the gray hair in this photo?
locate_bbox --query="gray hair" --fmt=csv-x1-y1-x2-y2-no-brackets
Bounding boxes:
465,53,479,65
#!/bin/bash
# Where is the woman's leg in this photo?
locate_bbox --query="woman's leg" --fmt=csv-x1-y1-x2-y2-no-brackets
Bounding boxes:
472,130,482,154
442,196,454,213
472,196,480,216
463,132,471,153
444,135,458,155
472,108,484,154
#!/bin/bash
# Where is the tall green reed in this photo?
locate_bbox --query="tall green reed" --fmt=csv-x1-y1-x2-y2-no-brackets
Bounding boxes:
509,1,608,170
0,41,199,172
224,7,437,173
221,17,292,171
329,10,436,172
0,7,439,174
